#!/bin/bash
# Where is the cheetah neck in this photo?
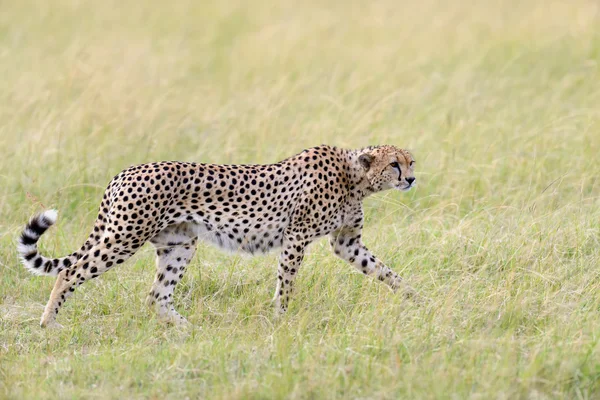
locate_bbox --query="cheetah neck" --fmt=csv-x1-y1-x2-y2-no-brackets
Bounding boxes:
345,148,376,200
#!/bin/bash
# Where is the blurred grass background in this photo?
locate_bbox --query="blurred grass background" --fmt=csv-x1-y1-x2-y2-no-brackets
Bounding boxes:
1,0,599,398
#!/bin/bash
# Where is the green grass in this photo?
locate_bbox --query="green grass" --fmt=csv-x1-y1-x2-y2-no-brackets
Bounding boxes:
1,0,600,398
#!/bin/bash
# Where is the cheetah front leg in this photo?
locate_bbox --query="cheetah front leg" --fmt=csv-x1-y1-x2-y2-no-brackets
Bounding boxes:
330,227,417,299
273,236,306,314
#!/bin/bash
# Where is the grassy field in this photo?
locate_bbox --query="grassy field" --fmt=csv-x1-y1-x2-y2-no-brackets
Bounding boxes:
1,0,600,398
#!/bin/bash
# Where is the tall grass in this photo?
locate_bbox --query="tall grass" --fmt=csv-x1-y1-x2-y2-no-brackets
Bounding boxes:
1,0,599,398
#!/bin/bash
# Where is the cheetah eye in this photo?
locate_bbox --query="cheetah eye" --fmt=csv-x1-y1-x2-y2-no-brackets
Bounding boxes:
410,161,415,167
390,162,400,169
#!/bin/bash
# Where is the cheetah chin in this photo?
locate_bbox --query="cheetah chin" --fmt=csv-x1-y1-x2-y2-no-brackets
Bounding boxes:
18,144,419,327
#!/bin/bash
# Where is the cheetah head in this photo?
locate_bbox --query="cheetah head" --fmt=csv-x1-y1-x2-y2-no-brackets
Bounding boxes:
358,145,416,192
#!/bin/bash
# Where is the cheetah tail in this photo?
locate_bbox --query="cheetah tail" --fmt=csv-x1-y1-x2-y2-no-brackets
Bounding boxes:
17,210,77,276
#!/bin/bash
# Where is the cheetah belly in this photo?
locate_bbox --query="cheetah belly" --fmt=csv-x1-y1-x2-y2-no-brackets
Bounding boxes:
190,221,285,254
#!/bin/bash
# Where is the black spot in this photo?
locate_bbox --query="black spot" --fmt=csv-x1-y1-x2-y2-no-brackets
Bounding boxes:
44,261,52,273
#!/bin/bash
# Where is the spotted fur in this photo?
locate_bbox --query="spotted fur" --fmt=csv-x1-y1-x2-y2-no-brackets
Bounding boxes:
17,145,417,327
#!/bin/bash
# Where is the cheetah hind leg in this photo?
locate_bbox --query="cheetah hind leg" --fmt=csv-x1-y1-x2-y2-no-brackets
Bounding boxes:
148,225,198,325
40,238,134,328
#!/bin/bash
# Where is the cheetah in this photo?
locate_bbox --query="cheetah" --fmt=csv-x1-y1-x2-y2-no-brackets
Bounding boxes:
17,145,417,327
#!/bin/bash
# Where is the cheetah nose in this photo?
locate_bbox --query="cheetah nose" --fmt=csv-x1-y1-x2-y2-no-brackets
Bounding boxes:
406,177,415,185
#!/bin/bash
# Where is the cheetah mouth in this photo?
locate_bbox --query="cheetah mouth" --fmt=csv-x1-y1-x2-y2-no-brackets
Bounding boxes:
396,183,414,191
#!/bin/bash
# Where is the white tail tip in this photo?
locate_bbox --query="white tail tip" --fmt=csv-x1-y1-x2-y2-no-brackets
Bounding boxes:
43,209,58,224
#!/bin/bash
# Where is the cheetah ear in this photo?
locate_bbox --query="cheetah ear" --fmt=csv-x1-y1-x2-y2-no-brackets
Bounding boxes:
358,153,374,171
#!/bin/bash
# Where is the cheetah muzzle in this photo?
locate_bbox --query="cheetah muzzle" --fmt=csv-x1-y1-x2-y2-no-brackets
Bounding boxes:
17,145,418,327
